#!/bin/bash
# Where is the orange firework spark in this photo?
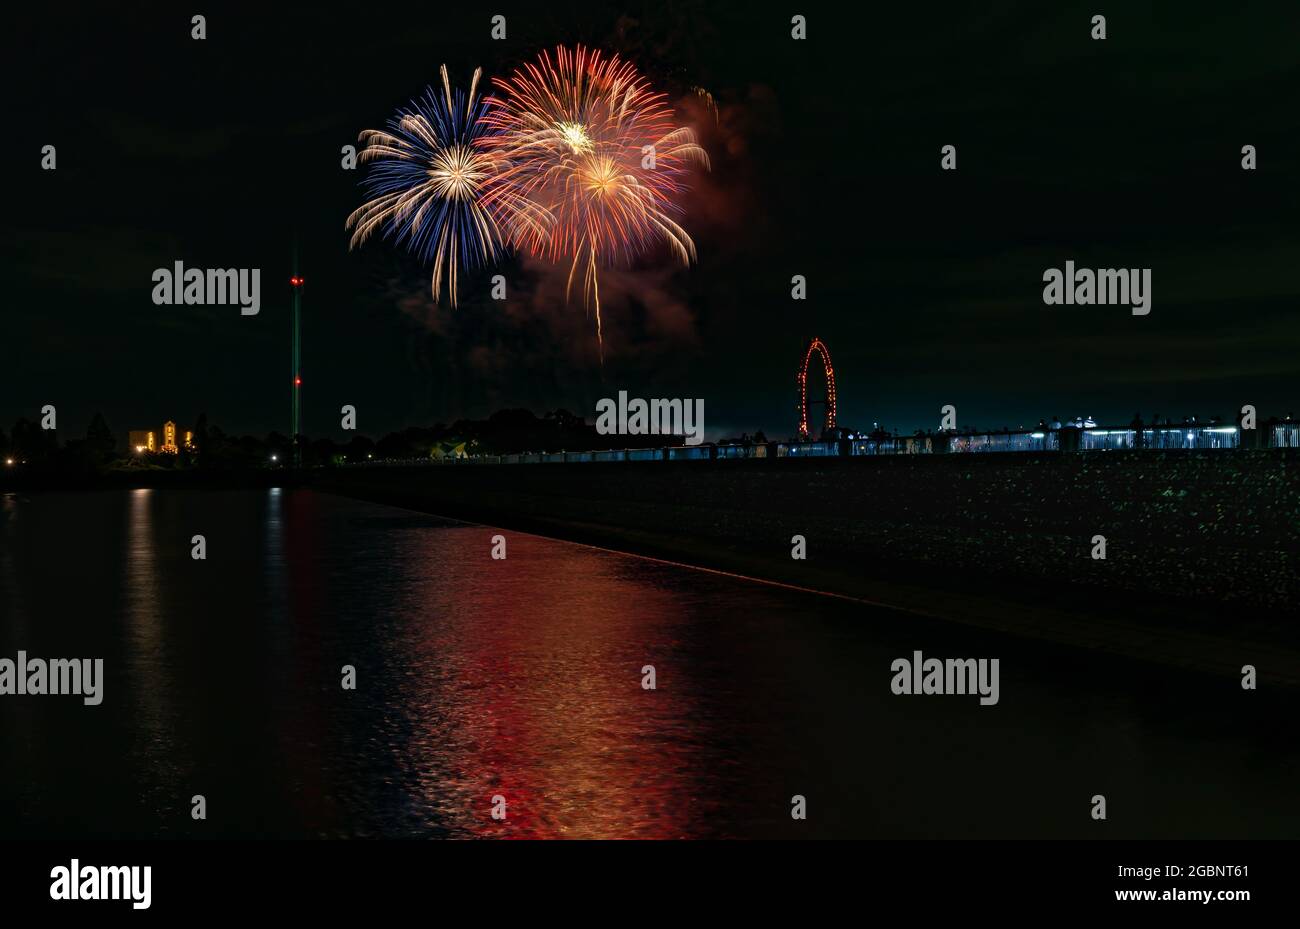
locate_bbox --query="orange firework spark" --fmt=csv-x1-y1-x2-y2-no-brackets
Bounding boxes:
483,45,710,357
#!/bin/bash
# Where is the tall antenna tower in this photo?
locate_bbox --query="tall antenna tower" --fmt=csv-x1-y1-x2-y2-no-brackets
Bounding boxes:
290,249,304,468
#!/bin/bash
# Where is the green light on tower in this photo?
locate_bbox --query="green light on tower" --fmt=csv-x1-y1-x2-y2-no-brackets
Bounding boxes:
290,260,304,468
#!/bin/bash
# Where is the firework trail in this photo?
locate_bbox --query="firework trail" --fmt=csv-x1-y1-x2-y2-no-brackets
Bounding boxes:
346,65,546,307
483,45,710,355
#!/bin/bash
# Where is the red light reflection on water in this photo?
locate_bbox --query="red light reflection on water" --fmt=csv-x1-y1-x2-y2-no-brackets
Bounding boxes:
384,528,714,838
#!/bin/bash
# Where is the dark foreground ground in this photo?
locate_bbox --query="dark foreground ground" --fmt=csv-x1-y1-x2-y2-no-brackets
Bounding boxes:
318,450,1300,684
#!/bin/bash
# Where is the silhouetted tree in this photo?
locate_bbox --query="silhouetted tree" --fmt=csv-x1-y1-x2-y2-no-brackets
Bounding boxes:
85,412,116,461
192,412,209,463
10,417,54,462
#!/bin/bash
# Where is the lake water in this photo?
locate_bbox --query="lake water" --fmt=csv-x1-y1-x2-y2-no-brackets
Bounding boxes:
1,488,1296,838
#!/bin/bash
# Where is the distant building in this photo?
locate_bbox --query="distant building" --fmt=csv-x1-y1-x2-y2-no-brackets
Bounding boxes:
161,421,178,454
128,420,193,455
128,430,156,454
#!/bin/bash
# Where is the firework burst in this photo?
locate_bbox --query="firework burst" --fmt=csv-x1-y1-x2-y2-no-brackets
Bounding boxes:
482,46,710,354
346,65,545,307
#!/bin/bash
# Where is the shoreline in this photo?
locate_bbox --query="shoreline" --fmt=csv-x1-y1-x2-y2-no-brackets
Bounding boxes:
9,456,1297,686
313,456,1300,687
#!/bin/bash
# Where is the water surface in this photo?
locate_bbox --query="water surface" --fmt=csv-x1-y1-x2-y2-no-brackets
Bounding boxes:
1,488,1296,838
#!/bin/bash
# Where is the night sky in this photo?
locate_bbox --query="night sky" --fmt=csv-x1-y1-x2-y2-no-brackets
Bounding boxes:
4,2,1298,443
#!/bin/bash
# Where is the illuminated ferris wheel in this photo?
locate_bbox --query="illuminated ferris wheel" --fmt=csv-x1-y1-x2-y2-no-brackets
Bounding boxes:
797,337,837,440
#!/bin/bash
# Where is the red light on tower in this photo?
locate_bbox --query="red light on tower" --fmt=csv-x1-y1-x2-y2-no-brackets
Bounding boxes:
290,276,304,287
294,375,302,387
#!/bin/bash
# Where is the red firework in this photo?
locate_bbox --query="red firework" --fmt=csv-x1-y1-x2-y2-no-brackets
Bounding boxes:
482,45,710,354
